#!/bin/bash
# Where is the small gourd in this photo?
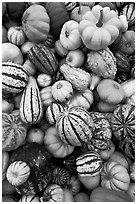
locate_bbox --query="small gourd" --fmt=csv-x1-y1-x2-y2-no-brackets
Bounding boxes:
7,26,26,45
40,86,55,108
37,73,52,88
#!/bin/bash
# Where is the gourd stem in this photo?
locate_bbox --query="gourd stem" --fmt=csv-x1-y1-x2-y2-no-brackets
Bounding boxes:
96,10,103,27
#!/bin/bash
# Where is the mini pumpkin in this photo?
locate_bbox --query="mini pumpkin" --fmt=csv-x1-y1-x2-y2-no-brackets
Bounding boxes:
6,161,30,186
101,160,130,191
51,80,73,102
22,5,50,43
37,73,52,88
8,26,26,45
40,86,55,108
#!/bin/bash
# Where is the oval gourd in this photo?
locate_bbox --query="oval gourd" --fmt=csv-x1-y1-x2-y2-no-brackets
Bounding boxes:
22,5,50,43
2,62,29,94
20,76,43,124
2,112,27,151
8,26,26,46
56,106,95,146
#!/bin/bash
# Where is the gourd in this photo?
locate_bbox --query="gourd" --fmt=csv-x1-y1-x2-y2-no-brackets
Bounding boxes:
99,140,115,161
44,126,74,158
37,73,52,88
114,51,131,72
121,79,135,98
70,6,90,23
45,2,69,39
2,62,29,94
64,2,77,12
41,184,64,202
20,76,43,124
2,195,17,202
60,64,91,91
2,112,27,151
56,106,95,146
66,174,81,195
19,195,40,202
74,192,89,202
28,44,58,75
127,183,135,202
10,143,52,195
26,128,44,144
45,102,65,125
130,162,135,181
2,151,10,180
7,26,26,45
2,26,8,43
120,3,135,26
22,5,50,43
111,104,135,160
21,41,35,55
85,48,117,79
6,161,30,186
2,99,14,113
40,86,55,108
22,59,36,76
90,187,132,202
51,80,73,102
2,43,23,65
101,160,130,191
2,179,16,195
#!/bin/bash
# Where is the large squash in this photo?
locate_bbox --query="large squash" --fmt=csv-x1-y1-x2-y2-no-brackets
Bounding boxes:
111,104,135,160
45,2,69,39
22,5,50,43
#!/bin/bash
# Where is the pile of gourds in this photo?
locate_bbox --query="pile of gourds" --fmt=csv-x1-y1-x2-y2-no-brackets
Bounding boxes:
2,2,135,202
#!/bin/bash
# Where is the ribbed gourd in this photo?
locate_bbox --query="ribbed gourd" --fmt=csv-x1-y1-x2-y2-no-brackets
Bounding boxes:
28,44,58,75
20,76,43,124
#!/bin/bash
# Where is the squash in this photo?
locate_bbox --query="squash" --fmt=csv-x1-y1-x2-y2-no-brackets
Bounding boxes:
60,64,91,91
2,151,10,180
98,2,116,10
62,188,75,202
119,30,135,55
21,41,36,55
56,106,95,146
97,100,118,113
51,166,71,187
2,99,14,113
7,26,26,46
44,126,74,158
114,51,131,73
111,104,135,160
45,2,69,39
120,3,135,26
2,179,16,195
55,39,69,57
90,186,132,202
10,143,52,195
78,174,100,190
40,86,55,108
22,5,50,43
37,73,52,88
2,43,23,65
28,44,58,75
51,80,73,102
2,195,17,202
2,62,29,94
26,128,44,144
101,160,130,191
121,79,135,98
74,192,89,202
79,5,127,50
89,73,101,91
2,112,27,151
60,20,82,50
45,102,65,125
70,6,90,23
22,59,36,76
64,2,77,12
2,26,8,43
97,79,125,104
127,182,135,202
99,140,115,161
14,93,23,109
66,49,85,68
130,162,135,181
68,89,93,110
6,161,30,186
41,184,64,202
19,195,40,202
80,2,95,8
85,48,117,79
20,76,43,124
6,2,26,22
66,174,81,195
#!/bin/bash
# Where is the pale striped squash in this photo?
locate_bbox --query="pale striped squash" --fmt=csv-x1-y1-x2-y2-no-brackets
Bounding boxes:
2,62,29,93
56,106,95,146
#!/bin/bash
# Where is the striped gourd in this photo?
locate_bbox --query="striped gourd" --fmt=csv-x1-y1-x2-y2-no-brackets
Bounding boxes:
64,2,78,12
28,44,58,75
6,161,30,186
46,102,65,125
120,3,135,26
2,62,29,94
111,104,135,159
56,106,95,146
20,76,43,124
76,151,103,176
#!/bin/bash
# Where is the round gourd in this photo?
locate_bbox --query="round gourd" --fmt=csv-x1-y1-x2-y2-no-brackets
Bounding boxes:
45,102,65,125
44,126,74,158
111,104,135,159
51,80,73,102
2,99,14,113
67,175,81,195
41,184,64,202
99,140,115,161
97,79,125,104
76,151,103,177
8,26,26,45
10,143,52,195
101,160,130,191
2,43,23,65
56,106,95,146
97,100,118,113
45,2,69,39
52,166,71,187
37,73,52,88
2,112,27,151
26,128,44,144
85,48,117,79
19,195,40,202
6,161,30,186
22,5,50,43
40,86,55,108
